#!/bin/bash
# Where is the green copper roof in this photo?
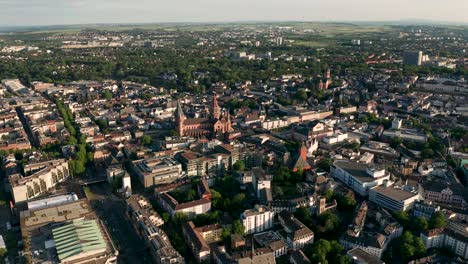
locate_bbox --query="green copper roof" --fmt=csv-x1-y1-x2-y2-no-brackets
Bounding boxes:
52,219,107,261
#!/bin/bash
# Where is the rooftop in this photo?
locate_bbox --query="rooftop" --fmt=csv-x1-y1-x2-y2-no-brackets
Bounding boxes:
371,186,418,202
53,219,107,262
20,199,93,229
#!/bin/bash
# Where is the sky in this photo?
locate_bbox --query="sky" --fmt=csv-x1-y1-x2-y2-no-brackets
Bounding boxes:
0,0,467,26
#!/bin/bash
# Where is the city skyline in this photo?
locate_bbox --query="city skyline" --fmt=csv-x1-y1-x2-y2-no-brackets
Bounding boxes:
1,0,467,26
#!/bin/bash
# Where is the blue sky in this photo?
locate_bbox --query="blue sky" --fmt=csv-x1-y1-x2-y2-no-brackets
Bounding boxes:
0,0,467,26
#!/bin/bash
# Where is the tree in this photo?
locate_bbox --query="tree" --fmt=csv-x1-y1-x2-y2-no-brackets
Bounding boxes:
421,148,434,159
429,212,447,229
317,158,333,172
233,160,246,171
335,193,356,212
274,166,292,182
221,228,231,243
412,217,429,232
141,135,152,146
67,136,77,145
162,213,170,223
173,212,188,225
186,189,197,201
324,190,334,202
294,207,313,228
69,160,85,176
399,231,426,261
401,244,416,261
390,137,403,148
295,89,308,102
232,220,245,236
102,90,112,100
305,239,349,264
414,237,426,258
318,212,340,233
0,248,7,258
231,193,246,209
393,211,410,228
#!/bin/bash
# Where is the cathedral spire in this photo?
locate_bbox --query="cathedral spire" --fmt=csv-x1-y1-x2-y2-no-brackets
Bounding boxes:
211,93,221,120
175,100,186,121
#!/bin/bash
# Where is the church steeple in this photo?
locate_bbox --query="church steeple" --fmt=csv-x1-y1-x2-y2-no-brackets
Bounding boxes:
175,100,186,121
211,93,221,120
175,100,186,136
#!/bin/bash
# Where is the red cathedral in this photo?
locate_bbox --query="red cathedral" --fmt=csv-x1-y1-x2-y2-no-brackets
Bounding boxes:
175,94,233,137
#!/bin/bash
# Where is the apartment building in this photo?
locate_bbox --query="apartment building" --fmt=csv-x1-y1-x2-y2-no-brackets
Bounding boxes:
421,227,468,259
241,205,274,235
126,195,184,264
9,159,70,203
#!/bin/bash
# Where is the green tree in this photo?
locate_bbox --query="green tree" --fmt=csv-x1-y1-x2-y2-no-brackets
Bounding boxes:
429,212,447,229
294,207,313,228
421,148,434,159
305,239,331,264
317,158,333,172
102,90,112,100
233,160,246,171
162,213,170,223
318,212,340,232
412,217,429,232
173,212,188,225
221,228,231,241
67,136,77,145
231,193,246,210
274,166,292,182
141,135,152,146
0,248,7,259
295,89,308,102
232,220,245,236
414,237,426,258
393,211,410,228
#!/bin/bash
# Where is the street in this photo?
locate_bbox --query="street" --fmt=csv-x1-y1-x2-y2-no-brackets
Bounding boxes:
84,182,152,264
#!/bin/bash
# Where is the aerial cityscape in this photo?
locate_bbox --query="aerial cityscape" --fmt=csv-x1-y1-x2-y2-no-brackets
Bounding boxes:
0,2,467,264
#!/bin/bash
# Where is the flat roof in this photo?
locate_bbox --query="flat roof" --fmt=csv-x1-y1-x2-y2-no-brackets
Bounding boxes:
20,199,93,229
334,160,387,183
347,248,384,264
371,186,418,202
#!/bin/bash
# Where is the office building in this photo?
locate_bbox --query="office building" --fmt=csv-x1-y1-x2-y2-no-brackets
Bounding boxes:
132,157,182,188
369,186,421,212
331,160,391,196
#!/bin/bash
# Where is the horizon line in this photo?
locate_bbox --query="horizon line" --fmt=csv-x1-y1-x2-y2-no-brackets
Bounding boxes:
1,18,468,30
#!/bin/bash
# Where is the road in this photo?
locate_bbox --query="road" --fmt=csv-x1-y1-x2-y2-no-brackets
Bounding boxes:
84,182,152,264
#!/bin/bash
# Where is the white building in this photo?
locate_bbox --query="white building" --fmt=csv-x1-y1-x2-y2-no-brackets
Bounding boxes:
322,132,348,145
369,186,421,212
241,205,274,235
9,159,70,203
391,118,402,130
331,160,391,196
421,228,468,259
